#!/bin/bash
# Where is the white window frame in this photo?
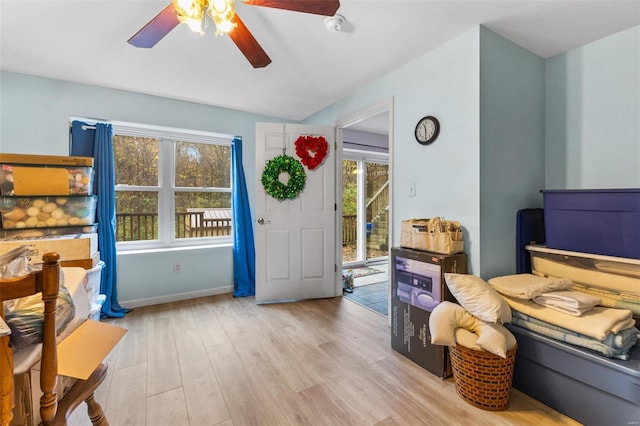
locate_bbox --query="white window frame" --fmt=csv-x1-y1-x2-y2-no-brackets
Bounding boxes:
106,121,235,251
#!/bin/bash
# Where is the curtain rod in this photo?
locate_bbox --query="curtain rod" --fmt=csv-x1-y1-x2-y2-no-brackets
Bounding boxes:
68,123,96,130
69,115,107,130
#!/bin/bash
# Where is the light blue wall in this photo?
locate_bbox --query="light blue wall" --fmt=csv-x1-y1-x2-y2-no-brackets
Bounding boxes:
545,25,640,189
1,22,637,303
311,24,638,278
478,27,545,279
307,28,483,273
308,26,549,278
0,71,291,306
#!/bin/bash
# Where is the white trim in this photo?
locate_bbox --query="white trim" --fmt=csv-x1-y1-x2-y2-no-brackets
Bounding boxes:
161,136,173,243
117,235,232,251
70,116,235,142
337,99,392,130
343,148,389,163
117,242,232,255
335,127,344,296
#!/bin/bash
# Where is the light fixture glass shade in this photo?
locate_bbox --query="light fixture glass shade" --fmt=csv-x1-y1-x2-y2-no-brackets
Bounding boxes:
172,0,206,33
172,0,236,36
207,0,237,35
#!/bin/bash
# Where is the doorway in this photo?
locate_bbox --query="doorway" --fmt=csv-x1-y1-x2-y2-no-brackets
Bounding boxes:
338,100,392,316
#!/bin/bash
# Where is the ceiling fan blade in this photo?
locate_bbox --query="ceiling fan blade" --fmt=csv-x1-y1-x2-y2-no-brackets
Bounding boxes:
228,15,272,68
128,4,180,48
243,0,340,16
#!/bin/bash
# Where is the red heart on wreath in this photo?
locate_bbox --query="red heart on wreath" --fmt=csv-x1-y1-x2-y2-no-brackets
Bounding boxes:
294,135,329,170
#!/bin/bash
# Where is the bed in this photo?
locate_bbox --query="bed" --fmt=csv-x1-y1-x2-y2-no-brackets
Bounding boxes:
0,252,108,426
502,245,640,426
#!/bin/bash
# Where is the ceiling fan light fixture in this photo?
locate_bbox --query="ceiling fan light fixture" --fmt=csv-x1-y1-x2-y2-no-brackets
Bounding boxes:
207,0,237,35
171,0,236,35
172,0,205,33
130,0,341,67
185,16,205,33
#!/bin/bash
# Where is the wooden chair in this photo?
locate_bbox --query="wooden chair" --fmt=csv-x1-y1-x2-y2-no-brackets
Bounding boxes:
0,252,109,426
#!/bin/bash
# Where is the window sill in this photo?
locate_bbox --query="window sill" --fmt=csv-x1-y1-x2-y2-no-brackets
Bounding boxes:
117,243,232,256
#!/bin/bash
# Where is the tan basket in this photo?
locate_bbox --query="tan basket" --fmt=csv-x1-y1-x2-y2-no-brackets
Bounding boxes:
400,218,464,254
448,343,517,411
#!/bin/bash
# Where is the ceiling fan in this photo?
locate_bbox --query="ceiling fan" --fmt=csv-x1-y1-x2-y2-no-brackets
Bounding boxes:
128,0,341,68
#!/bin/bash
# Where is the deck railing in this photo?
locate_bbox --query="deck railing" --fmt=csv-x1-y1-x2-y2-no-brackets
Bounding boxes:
366,181,389,223
116,212,358,243
342,214,357,245
115,212,232,241
116,213,159,241
175,212,232,238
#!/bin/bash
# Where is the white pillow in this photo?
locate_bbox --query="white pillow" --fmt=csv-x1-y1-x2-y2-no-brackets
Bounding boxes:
429,301,475,346
455,325,517,358
488,273,573,300
430,301,516,358
444,273,512,324
454,328,483,351
474,321,517,358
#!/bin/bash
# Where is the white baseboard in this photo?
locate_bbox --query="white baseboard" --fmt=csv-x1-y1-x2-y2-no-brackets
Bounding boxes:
120,286,234,309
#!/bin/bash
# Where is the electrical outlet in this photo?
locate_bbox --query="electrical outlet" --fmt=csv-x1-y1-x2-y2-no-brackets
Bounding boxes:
409,182,416,197
174,262,181,273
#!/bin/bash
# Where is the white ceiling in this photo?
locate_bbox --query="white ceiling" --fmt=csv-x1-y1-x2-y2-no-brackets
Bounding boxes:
1,0,639,126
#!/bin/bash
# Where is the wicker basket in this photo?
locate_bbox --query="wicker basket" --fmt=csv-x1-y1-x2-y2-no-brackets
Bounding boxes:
448,343,518,411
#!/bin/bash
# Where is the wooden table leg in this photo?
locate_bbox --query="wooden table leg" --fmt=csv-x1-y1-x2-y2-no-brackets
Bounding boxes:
0,334,14,426
86,393,108,426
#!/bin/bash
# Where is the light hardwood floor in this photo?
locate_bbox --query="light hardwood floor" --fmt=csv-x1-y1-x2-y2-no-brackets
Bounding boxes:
68,294,581,426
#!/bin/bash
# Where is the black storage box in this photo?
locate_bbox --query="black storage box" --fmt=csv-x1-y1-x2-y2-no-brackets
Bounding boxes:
390,247,467,378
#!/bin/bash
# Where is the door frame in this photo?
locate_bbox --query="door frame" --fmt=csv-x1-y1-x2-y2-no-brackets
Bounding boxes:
336,97,394,273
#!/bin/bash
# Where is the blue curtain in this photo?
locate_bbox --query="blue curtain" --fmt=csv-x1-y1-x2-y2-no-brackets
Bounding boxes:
231,138,255,297
71,121,129,318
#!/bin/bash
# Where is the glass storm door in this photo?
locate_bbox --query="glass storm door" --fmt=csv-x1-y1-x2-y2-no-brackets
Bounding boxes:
342,155,388,265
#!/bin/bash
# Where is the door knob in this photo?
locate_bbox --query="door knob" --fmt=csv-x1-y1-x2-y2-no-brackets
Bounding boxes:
257,218,271,225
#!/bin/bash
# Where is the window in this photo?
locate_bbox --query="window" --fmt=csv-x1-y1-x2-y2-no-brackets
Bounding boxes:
112,124,233,249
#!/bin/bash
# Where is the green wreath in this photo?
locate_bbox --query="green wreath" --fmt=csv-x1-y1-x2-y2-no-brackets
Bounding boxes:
261,154,307,200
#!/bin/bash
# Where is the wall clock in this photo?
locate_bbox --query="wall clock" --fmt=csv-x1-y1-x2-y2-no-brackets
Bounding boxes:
415,116,440,145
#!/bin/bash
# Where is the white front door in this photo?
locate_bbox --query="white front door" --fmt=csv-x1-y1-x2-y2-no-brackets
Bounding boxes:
254,123,338,303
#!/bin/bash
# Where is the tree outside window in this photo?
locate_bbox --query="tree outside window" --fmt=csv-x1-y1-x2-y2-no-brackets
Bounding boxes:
113,128,232,249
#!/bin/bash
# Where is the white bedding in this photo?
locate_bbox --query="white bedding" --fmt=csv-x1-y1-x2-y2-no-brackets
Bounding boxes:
510,311,638,360
504,296,635,341
488,273,572,300
533,290,601,316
